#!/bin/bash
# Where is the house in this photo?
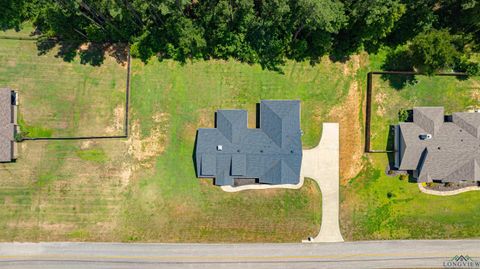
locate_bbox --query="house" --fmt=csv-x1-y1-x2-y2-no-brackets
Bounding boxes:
0,88,19,162
394,107,480,183
195,100,303,186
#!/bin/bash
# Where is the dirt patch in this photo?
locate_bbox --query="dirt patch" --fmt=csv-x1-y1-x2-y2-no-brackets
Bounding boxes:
105,105,125,135
152,112,169,123
471,89,480,103
118,164,132,187
329,56,364,184
375,92,387,116
40,222,76,232
126,114,170,168
80,141,93,150
7,59,16,67
183,109,214,139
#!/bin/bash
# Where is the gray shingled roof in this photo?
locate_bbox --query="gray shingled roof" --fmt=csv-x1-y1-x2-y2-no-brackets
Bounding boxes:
395,107,480,183
0,88,15,162
195,100,302,186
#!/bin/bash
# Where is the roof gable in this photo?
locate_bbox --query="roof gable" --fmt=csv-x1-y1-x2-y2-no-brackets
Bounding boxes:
413,107,444,136
444,159,480,182
453,112,480,139
216,110,247,143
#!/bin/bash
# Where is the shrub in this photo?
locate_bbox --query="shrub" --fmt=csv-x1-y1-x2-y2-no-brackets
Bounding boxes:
14,132,25,142
409,29,461,74
398,108,410,122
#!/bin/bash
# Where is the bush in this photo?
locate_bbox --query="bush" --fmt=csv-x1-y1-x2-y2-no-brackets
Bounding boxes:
14,132,25,142
409,29,461,74
454,56,480,75
398,108,410,122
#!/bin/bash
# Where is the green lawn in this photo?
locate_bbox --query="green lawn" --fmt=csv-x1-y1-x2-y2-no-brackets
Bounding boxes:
340,53,480,240
0,39,126,137
0,22,35,39
1,38,364,241
370,73,479,151
2,37,479,242
0,38,130,241
116,58,356,242
341,154,480,240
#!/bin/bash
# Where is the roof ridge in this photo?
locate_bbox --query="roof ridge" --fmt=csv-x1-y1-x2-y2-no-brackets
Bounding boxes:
281,159,297,177
260,103,283,147
444,159,477,182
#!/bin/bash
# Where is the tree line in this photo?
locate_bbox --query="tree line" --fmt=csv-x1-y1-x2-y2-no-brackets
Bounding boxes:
1,0,479,73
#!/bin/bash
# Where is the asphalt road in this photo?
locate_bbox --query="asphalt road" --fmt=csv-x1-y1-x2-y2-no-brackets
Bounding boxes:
1,240,480,269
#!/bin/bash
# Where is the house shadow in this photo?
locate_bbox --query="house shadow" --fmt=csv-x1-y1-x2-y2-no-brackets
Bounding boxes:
192,130,199,178
386,124,396,172
385,121,417,183
256,103,260,128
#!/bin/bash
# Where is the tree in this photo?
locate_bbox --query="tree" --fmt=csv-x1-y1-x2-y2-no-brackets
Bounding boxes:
0,0,28,31
409,29,461,74
196,0,256,62
385,0,437,46
1,0,478,71
334,0,406,56
245,0,291,69
288,0,346,61
437,0,480,47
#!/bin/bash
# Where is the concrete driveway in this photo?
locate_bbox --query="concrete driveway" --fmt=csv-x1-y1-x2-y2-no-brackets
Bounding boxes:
222,123,343,243
301,123,343,242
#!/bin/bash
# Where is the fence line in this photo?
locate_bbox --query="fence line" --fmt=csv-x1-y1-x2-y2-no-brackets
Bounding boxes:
364,71,469,153
21,46,131,141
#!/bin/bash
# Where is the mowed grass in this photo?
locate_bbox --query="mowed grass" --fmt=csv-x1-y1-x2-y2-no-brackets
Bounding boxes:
0,39,126,137
340,57,480,240
116,58,356,242
370,74,479,150
0,38,360,242
341,154,480,240
0,38,129,241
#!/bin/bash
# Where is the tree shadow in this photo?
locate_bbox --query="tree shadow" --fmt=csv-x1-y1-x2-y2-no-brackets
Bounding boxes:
35,39,129,67
381,48,417,90
78,43,105,66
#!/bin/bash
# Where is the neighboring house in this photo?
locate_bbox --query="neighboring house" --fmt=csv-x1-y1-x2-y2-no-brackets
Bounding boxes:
195,100,302,186
0,88,19,162
394,107,480,183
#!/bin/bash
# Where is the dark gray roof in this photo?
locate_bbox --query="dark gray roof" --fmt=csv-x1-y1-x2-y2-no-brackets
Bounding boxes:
0,88,15,162
395,107,480,183
195,100,302,186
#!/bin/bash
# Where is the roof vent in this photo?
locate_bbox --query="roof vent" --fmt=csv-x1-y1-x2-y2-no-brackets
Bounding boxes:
419,134,432,140
217,145,223,151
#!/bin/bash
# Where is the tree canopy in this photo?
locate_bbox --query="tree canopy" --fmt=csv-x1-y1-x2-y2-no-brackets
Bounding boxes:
2,0,479,72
